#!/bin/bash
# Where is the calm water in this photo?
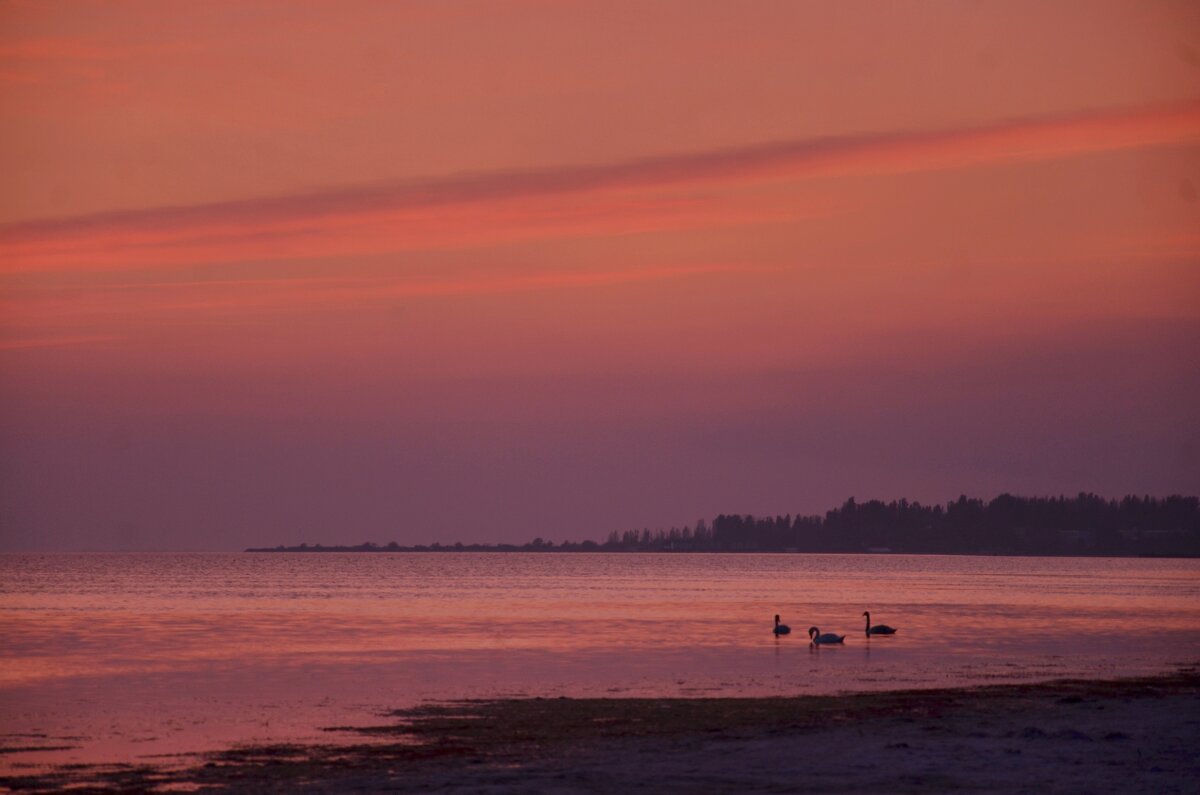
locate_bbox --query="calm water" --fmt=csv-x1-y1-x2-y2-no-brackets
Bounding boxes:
2,552,1198,770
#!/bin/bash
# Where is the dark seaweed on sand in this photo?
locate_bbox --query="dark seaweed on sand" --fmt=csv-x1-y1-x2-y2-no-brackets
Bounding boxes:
3,669,1196,793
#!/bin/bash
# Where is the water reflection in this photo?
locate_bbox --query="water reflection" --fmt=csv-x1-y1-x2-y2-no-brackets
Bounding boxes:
1,552,1197,768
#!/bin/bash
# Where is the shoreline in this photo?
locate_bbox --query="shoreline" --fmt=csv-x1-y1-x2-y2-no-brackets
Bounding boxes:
4,667,1197,792
243,547,1200,558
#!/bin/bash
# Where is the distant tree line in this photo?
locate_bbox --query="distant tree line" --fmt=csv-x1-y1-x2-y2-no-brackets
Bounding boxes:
597,494,1199,556
247,493,1200,557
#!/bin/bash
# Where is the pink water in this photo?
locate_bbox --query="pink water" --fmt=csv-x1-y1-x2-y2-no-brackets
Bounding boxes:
2,552,1198,772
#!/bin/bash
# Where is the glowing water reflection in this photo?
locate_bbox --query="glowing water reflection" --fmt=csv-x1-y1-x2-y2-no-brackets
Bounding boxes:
1,553,1197,769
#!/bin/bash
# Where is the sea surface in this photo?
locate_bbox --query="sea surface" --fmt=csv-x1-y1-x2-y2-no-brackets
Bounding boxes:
1,552,1198,771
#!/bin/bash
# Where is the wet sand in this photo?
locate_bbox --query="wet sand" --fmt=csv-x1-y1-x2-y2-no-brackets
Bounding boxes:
3,669,1197,793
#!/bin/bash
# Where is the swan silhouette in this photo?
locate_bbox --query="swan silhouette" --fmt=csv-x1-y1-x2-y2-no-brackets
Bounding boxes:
773,615,791,635
863,611,897,636
808,626,845,645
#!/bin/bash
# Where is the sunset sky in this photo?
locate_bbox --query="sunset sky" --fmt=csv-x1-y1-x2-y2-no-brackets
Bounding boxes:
2,1,1198,551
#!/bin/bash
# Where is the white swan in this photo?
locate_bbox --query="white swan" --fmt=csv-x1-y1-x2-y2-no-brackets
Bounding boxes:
808,626,845,645
863,611,897,636
773,614,791,636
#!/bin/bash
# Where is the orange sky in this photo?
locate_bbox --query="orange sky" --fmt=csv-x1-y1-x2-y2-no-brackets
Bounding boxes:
1,1,1198,550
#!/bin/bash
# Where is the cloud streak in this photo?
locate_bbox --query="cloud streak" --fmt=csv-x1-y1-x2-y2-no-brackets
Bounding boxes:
0,334,124,351
2,100,1199,274
2,262,767,333
1,192,815,273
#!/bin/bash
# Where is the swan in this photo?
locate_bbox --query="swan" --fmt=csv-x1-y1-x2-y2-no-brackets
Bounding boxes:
773,614,791,635
863,611,897,636
808,626,845,645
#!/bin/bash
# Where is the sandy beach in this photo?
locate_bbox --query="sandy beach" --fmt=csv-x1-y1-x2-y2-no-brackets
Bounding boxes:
3,669,1196,793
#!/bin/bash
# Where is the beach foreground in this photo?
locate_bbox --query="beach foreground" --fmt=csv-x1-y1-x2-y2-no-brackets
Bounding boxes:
4,669,1197,793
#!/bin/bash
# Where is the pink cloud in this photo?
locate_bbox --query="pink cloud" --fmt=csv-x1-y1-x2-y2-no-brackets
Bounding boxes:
2,100,1197,275
3,263,767,332
0,36,191,61
0,334,123,351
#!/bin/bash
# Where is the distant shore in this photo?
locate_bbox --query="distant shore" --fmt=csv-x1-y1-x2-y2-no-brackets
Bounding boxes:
247,492,1200,558
8,668,1197,792
245,544,1200,558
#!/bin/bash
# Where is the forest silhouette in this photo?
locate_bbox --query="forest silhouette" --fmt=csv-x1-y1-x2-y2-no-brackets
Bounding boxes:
249,493,1200,557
